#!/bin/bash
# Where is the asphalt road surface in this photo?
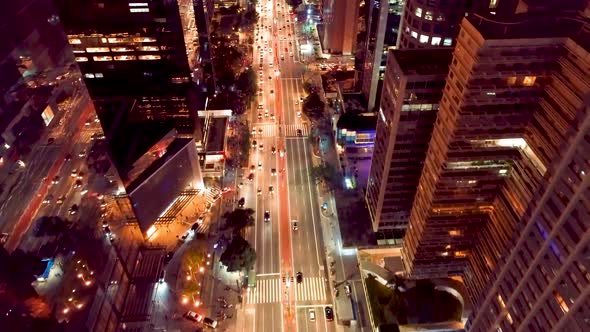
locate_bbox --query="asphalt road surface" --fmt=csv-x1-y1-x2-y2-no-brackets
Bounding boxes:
238,1,336,332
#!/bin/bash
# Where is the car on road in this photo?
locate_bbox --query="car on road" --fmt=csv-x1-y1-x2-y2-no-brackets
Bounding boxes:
279,149,285,157
51,176,60,184
56,196,65,204
43,195,53,204
257,112,263,120
259,144,264,151
264,210,270,222
64,153,72,161
257,189,262,195
252,127,256,135
271,146,276,154
308,309,315,321
297,111,302,118
74,180,83,189
203,317,218,328
271,168,277,176
345,284,352,297
238,197,245,208
252,140,257,148
258,128,263,135
269,185,274,194
78,149,86,157
297,129,303,136
184,311,203,322
296,271,303,283
250,165,256,173
247,173,255,182
69,204,78,215
292,220,298,230
258,161,262,170
325,306,334,321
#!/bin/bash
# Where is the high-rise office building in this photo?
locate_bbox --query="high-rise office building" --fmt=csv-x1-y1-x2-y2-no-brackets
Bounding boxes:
0,0,104,250
365,49,451,242
402,9,590,319
397,0,518,49
361,0,403,111
54,0,200,135
322,0,361,55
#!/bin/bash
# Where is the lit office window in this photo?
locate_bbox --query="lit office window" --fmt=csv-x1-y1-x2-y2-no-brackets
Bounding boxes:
114,55,137,61
138,55,161,60
128,2,149,6
139,46,160,51
133,37,157,43
424,11,433,20
108,37,130,43
436,15,445,21
86,47,110,53
523,76,536,86
75,57,88,62
130,8,149,13
95,73,104,78
100,38,108,43
507,76,517,86
84,73,95,78
93,56,113,61
415,7,422,17
419,34,429,44
443,38,452,46
489,0,499,8
431,37,441,46
111,47,135,52
68,38,82,44
410,31,418,39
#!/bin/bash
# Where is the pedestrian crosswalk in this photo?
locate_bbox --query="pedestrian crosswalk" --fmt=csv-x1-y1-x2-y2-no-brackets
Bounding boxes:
245,276,327,305
252,124,277,137
204,186,221,205
251,123,309,138
285,124,309,137
295,277,326,302
246,277,281,304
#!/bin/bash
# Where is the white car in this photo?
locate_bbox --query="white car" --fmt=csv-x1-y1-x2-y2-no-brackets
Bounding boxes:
309,309,315,321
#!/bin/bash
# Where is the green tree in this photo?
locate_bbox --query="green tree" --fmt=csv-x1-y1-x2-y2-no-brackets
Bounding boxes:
303,92,325,119
223,208,255,232
311,163,342,191
237,67,257,103
220,235,256,272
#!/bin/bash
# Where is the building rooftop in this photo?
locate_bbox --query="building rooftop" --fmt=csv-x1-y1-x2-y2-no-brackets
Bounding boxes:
390,49,454,76
126,137,194,194
337,112,377,132
205,117,228,153
466,12,588,49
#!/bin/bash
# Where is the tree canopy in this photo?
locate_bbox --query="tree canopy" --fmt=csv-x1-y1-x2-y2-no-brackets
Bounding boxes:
220,235,256,272
222,208,255,232
303,92,325,119
311,163,342,191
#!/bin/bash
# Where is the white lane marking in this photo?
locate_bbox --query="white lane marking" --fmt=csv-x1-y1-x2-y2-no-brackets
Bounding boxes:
301,130,323,272
257,273,280,277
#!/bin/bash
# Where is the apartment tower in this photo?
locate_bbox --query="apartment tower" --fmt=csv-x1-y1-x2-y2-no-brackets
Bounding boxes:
397,0,518,49
402,9,590,320
362,0,404,111
54,0,199,134
365,49,452,242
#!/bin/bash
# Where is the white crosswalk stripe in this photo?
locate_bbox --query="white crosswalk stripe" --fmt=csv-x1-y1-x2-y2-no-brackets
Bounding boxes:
246,278,281,304
295,277,327,302
285,124,309,137
252,123,277,137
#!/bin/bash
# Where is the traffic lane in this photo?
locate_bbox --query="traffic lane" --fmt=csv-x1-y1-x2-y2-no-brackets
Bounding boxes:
254,302,282,332
291,134,325,277
259,139,280,274
286,139,322,279
296,306,331,332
